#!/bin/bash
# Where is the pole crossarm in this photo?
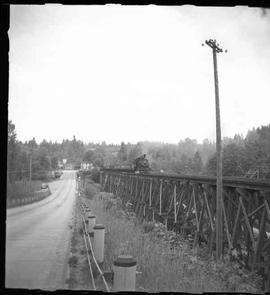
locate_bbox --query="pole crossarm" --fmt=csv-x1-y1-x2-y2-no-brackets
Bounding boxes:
205,39,224,53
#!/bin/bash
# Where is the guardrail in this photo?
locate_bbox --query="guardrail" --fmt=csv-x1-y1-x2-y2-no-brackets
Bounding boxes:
77,186,138,292
7,188,51,209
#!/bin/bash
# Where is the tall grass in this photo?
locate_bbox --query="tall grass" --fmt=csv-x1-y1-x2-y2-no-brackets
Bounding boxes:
83,186,262,293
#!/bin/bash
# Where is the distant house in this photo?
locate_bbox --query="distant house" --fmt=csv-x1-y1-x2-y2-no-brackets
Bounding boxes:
58,161,64,169
65,163,74,170
81,162,94,170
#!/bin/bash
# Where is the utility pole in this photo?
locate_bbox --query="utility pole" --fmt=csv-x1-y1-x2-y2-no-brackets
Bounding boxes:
29,138,35,188
203,39,226,260
29,147,33,188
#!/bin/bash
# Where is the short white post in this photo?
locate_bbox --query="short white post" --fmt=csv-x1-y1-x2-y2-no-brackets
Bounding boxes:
88,215,96,235
85,209,91,218
93,224,105,263
113,255,137,291
80,204,85,212
143,205,146,220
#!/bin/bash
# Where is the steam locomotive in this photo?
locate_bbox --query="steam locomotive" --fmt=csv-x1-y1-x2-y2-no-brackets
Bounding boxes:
133,154,151,173
103,155,151,174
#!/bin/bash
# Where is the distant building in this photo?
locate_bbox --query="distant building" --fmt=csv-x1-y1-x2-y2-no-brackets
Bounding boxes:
65,163,74,170
81,162,94,170
58,160,64,169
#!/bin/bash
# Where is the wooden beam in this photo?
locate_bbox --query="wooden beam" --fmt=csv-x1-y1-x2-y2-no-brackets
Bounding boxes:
204,192,214,231
240,203,265,223
252,208,266,270
174,184,177,223
193,187,200,231
159,180,163,215
264,199,270,220
149,179,152,207
221,195,233,250
175,185,186,218
239,196,256,251
232,202,241,246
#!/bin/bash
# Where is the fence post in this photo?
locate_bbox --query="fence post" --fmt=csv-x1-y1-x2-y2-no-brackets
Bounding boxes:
113,255,137,291
93,224,105,263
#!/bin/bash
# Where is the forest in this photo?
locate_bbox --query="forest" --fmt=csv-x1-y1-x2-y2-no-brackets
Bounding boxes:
7,120,270,182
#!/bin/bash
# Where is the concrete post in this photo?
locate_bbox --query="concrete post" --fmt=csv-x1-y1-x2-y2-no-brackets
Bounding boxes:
93,224,105,263
88,215,96,235
113,255,137,291
85,209,91,218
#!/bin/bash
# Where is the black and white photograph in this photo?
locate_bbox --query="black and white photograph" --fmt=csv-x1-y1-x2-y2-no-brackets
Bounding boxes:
5,4,270,292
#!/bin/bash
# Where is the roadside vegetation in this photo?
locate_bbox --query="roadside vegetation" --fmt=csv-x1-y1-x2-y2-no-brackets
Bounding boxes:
82,181,263,293
66,195,93,290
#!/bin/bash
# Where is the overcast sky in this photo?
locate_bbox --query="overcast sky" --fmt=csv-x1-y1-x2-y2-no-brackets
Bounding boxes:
9,5,270,144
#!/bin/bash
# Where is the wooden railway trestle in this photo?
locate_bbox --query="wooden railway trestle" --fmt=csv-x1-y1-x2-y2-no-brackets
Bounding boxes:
100,169,270,290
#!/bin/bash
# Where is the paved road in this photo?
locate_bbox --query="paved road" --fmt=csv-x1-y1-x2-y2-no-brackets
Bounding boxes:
6,170,77,290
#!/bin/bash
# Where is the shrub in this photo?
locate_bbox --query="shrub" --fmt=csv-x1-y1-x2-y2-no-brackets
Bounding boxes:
68,256,78,267
84,183,99,199
90,168,100,183
142,221,155,233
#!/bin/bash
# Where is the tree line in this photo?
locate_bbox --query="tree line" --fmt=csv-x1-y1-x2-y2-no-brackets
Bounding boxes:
7,120,270,181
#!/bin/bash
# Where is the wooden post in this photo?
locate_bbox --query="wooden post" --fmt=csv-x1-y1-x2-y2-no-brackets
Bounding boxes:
109,175,112,192
100,171,103,188
149,179,152,207
135,177,138,199
205,39,224,260
159,181,162,215
143,205,146,221
174,184,177,223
